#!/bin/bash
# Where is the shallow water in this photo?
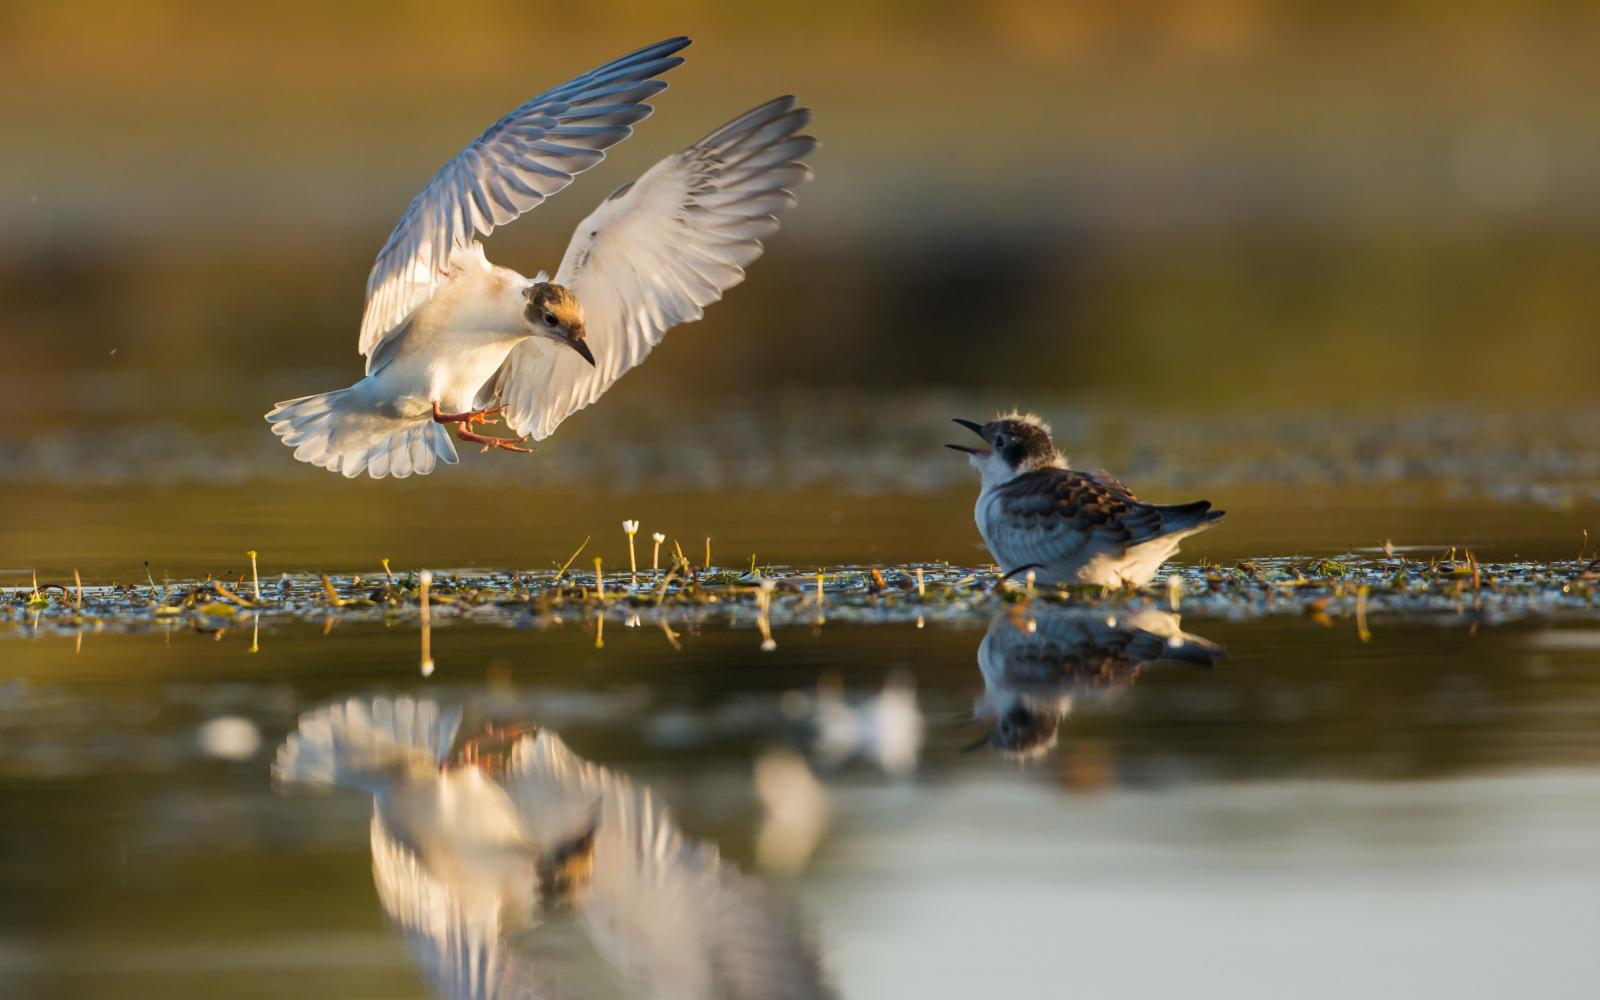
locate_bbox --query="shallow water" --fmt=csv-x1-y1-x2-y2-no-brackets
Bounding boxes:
5,594,1600,998
4,399,1600,998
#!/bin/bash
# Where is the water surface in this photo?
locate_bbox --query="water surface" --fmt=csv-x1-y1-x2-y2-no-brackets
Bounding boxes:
4,602,1600,998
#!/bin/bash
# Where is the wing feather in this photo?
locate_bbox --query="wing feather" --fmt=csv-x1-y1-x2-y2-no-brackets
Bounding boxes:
994,469,1163,566
356,36,690,369
493,96,816,440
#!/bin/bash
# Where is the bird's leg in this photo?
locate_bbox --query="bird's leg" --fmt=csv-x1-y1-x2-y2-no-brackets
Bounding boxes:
455,425,534,454
431,402,528,452
431,402,502,427
1000,563,1046,585
456,723,538,771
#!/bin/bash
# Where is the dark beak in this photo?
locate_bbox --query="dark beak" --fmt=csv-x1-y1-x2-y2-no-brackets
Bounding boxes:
947,417,989,456
565,333,596,367
959,726,995,753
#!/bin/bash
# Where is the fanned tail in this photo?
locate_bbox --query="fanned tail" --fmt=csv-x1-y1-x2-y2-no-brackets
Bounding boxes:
272,696,463,794
266,382,458,479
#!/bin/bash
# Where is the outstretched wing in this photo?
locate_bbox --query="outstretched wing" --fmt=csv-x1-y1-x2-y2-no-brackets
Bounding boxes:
493,96,816,440
357,37,691,369
506,730,833,999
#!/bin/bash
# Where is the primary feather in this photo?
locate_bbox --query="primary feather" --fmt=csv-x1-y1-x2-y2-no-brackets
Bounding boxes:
359,36,691,367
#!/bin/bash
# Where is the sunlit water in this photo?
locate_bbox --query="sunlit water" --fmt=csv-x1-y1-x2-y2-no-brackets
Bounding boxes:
4,603,1600,998
4,397,1600,997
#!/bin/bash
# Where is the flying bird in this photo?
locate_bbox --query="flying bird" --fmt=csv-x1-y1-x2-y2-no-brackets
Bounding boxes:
266,37,816,478
949,413,1225,587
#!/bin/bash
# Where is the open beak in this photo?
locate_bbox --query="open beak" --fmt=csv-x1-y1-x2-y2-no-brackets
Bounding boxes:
565,332,596,367
946,417,990,456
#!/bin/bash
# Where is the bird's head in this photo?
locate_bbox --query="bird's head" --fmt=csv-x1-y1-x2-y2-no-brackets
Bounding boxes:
526,281,593,366
535,809,599,911
963,703,1063,759
948,412,1063,480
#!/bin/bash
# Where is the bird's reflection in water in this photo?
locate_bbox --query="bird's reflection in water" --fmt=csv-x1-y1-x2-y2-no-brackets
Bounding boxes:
970,609,1226,758
274,697,832,999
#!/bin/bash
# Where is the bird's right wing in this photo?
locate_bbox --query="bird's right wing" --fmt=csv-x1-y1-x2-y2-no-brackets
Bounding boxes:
357,36,691,369
493,96,816,440
371,812,555,1000
992,468,1179,567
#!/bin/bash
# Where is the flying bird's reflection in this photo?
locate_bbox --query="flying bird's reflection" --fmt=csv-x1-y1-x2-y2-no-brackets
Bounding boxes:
970,609,1226,758
274,697,832,999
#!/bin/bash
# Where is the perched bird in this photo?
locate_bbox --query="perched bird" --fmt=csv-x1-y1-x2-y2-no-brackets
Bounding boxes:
266,36,817,478
274,695,833,1000
967,609,1225,757
949,412,1224,587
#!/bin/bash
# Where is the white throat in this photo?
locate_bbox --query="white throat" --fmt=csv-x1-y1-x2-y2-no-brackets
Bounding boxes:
971,452,1022,492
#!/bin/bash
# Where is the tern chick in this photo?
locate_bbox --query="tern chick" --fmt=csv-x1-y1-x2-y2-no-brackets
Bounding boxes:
949,413,1224,588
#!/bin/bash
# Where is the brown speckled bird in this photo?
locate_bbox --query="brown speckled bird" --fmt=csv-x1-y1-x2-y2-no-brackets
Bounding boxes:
948,412,1224,587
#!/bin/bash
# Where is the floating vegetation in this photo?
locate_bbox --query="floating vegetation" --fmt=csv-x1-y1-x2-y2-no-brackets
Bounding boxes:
6,550,1600,640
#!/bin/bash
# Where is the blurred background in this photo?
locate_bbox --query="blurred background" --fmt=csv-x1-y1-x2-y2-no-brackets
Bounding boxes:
3,0,1600,572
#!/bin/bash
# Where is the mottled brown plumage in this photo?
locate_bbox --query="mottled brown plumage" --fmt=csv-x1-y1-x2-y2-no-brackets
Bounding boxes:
952,412,1225,586
994,467,1210,549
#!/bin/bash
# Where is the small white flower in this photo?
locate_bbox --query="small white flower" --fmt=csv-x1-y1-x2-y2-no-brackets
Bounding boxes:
652,532,666,544
623,520,640,535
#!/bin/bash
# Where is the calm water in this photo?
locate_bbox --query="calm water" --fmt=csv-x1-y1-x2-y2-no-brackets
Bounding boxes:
4,599,1600,998
4,398,1600,999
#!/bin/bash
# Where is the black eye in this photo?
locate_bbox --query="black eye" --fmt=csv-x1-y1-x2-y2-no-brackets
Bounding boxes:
995,436,1005,449
543,311,558,326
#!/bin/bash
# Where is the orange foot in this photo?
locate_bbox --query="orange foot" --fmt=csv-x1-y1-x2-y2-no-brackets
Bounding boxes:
431,402,502,428
431,402,531,453
458,723,538,771
457,426,533,453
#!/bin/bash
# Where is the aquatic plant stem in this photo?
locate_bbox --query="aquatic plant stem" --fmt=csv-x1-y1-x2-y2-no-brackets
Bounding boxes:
419,570,434,676
624,521,640,586
555,536,590,583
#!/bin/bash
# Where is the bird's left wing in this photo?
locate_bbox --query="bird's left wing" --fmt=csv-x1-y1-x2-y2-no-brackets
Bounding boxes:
493,96,816,439
357,36,691,369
